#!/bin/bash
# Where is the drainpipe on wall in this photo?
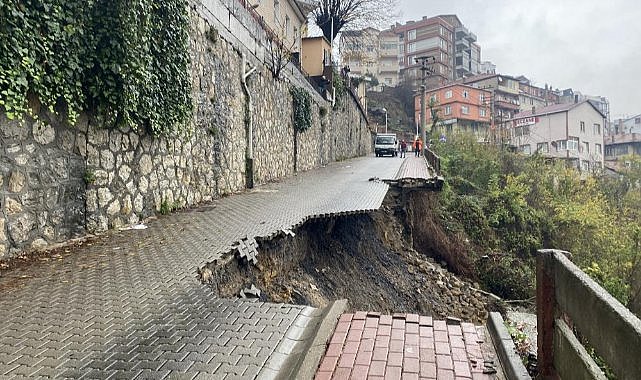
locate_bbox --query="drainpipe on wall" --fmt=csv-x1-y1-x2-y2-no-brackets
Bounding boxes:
241,53,257,188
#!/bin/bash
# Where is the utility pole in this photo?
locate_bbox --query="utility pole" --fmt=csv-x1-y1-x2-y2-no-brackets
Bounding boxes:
490,93,495,144
415,56,435,151
382,108,388,133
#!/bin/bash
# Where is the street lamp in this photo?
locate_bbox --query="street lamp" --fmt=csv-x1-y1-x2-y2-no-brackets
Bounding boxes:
382,108,388,133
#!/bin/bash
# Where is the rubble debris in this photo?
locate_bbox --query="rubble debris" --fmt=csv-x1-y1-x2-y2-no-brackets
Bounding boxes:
240,284,261,298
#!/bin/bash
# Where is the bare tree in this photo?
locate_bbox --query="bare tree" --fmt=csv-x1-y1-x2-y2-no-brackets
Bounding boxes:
265,20,298,79
428,97,442,138
266,36,296,79
312,0,398,42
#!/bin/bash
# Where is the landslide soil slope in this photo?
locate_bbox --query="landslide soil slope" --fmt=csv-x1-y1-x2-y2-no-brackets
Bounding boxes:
209,191,499,325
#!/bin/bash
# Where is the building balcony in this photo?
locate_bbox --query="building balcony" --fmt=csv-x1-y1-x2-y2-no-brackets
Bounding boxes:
455,26,469,39
379,67,399,74
455,38,470,49
494,99,521,110
497,85,520,95
605,133,641,145
455,26,477,43
456,55,470,67
456,67,473,79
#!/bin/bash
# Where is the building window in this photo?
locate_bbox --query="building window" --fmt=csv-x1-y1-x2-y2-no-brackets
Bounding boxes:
556,140,567,151
581,160,590,171
462,90,469,98
285,16,291,37
444,105,451,115
537,142,549,153
385,78,392,84
520,145,531,155
430,94,437,102
479,93,485,103
408,43,416,53
461,105,469,115
408,29,416,40
583,142,589,154
636,117,641,124
274,0,280,21
445,90,452,99
479,108,486,117
595,143,602,154
580,121,585,133
593,123,601,134
567,136,579,151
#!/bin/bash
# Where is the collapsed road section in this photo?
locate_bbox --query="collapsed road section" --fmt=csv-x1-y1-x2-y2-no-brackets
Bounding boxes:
198,155,443,278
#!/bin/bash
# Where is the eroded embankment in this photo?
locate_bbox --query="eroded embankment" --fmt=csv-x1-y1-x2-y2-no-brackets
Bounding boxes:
203,189,500,325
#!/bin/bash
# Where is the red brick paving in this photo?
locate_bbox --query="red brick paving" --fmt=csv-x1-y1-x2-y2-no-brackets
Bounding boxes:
315,312,499,379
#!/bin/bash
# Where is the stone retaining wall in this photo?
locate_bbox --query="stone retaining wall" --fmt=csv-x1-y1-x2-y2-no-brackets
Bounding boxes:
0,3,371,259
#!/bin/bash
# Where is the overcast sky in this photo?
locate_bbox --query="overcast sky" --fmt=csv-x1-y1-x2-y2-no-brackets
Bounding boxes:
396,0,641,118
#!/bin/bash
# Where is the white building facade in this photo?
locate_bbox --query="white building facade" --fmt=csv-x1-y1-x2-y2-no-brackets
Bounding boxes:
508,101,606,171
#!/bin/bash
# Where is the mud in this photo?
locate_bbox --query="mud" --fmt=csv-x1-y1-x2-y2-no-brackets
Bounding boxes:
206,189,501,325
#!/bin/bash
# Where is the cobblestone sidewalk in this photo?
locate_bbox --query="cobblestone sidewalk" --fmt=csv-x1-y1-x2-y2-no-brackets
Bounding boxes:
316,312,504,380
0,155,405,379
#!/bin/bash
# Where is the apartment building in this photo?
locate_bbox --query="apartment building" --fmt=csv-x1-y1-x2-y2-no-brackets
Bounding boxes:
463,74,521,143
391,15,480,89
378,30,401,87
415,83,492,140
341,15,480,90
437,15,481,79
515,76,560,112
605,133,641,162
480,61,496,74
605,114,641,166
248,0,315,52
340,28,400,88
559,89,610,127
613,114,641,134
301,36,332,76
508,101,606,171
390,17,455,89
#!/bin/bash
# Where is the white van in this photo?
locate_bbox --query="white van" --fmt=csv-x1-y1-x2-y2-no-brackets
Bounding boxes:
374,133,398,157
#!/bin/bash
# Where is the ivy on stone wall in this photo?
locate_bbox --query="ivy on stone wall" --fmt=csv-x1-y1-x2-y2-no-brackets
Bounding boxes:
291,86,312,133
332,70,347,109
0,0,192,136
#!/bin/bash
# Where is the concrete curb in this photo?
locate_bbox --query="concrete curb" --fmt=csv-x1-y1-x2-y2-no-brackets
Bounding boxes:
486,312,531,380
292,299,348,380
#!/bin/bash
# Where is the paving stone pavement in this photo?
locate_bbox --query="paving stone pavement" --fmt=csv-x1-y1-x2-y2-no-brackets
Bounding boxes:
315,312,504,380
393,156,433,180
0,155,407,379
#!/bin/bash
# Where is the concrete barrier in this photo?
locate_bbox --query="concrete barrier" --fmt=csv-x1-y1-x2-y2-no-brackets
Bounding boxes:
536,249,641,380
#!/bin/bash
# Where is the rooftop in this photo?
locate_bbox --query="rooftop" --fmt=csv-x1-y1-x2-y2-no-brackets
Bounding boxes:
511,100,605,119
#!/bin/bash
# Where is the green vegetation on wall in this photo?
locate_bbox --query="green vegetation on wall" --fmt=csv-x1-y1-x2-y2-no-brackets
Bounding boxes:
0,0,192,136
291,86,312,133
435,134,641,304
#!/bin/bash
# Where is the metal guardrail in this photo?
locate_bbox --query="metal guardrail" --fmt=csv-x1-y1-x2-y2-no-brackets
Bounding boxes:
536,249,641,380
424,147,441,175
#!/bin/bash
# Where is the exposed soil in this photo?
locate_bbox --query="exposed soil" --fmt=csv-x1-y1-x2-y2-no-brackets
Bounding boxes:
205,189,502,325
